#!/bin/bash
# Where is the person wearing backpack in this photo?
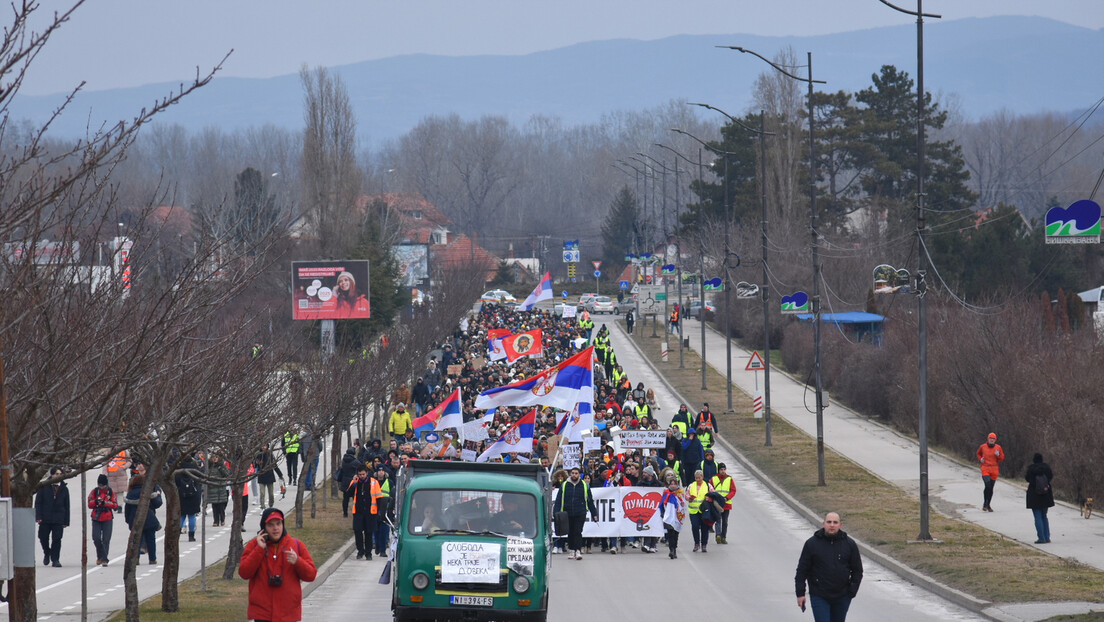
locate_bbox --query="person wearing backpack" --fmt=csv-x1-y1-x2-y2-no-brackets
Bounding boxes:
1025,453,1054,544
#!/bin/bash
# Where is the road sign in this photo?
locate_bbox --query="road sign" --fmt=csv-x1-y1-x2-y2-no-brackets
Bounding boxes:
563,250,580,263
594,270,601,278
752,391,764,419
619,280,630,289
745,351,765,371
562,290,568,299
592,260,602,270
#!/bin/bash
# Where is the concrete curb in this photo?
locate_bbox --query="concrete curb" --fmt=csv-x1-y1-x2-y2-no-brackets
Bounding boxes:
302,535,357,600
614,319,1005,620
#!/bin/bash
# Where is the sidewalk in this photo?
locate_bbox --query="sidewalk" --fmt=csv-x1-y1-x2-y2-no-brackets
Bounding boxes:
669,316,1103,573
1,459,337,621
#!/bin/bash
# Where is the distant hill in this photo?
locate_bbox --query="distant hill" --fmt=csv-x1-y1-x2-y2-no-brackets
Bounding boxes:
9,16,1102,146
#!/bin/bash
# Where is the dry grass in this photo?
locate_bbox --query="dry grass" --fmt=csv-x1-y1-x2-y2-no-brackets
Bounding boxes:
103,499,352,621
629,326,1104,604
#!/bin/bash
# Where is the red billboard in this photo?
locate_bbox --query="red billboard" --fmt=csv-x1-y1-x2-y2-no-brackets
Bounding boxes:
292,260,371,320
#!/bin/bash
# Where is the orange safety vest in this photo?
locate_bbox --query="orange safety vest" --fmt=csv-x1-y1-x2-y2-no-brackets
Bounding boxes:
351,477,383,515
671,308,679,322
106,451,128,472
698,412,715,431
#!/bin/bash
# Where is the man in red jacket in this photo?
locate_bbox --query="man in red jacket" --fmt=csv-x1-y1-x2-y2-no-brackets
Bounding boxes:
976,432,1005,512
239,508,317,622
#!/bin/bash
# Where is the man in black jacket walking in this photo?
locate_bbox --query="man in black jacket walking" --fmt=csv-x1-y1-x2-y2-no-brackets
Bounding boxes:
558,467,598,560
795,512,863,621
35,467,70,567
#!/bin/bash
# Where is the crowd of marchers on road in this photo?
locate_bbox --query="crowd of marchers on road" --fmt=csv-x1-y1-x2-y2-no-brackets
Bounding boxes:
29,293,1056,622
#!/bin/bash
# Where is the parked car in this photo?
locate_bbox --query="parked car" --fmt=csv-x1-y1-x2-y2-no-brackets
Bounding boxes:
480,289,518,304
687,299,716,320
577,293,598,309
614,299,637,314
588,295,615,314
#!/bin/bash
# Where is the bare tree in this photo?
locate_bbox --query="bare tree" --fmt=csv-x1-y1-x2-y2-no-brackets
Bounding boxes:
299,66,363,255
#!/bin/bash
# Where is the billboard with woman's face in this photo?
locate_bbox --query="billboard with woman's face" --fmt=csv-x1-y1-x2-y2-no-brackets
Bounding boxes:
292,260,371,320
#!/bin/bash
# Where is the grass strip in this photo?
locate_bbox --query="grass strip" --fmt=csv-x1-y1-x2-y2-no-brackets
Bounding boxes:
629,327,1104,605
104,500,351,621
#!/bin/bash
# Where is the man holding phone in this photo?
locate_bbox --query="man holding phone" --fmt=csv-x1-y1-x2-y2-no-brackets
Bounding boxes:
239,508,317,622
795,512,863,621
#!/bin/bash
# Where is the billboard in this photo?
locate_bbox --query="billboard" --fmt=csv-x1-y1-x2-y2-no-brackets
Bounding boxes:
291,260,370,320
394,244,430,288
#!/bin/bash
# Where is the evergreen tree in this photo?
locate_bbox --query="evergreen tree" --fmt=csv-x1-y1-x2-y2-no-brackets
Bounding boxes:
601,186,645,272
333,199,407,350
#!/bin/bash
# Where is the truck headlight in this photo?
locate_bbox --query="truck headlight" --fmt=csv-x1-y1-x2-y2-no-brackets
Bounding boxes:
513,575,530,594
412,571,430,590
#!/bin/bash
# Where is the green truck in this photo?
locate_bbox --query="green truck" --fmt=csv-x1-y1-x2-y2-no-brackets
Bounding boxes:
390,460,551,622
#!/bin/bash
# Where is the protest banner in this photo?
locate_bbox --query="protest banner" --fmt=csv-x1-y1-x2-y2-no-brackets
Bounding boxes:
561,444,582,470
440,541,500,583
581,487,665,538
618,430,667,449
583,436,603,453
447,364,464,376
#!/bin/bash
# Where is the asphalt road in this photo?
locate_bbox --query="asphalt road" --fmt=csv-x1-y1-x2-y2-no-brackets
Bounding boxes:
302,314,985,621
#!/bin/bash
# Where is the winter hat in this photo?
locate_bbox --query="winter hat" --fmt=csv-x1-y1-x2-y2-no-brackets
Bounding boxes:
643,466,656,478
260,508,284,529
97,474,109,486
718,463,727,470
987,432,997,441
705,449,715,457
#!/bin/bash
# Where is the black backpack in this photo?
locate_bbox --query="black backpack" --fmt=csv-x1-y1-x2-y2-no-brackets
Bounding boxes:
1033,472,1050,496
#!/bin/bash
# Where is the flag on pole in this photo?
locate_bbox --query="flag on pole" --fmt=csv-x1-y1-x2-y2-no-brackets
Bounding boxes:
502,329,543,362
477,409,536,462
556,401,594,443
518,271,553,310
475,347,595,412
411,388,463,435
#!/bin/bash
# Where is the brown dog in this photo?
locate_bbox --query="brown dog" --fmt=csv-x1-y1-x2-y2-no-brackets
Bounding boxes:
1082,497,1094,519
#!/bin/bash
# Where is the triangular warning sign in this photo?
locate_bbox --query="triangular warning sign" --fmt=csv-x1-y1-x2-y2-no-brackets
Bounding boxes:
745,351,765,371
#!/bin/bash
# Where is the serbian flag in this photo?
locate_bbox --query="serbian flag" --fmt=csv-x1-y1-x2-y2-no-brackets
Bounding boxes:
556,401,594,443
502,329,542,362
475,347,594,411
411,388,464,434
477,409,536,462
518,271,552,311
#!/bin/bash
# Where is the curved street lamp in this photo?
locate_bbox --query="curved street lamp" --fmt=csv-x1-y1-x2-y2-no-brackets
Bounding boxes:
879,0,941,543
723,45,828,484
690,102,777,447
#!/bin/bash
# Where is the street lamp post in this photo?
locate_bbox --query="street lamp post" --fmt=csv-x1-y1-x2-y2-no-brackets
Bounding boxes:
879,0,941,542
726,46,826,480
690,103,777,445
653,143,706,388
671,128,738,411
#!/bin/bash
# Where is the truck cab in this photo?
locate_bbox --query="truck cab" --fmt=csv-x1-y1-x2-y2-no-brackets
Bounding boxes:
391,461,551,622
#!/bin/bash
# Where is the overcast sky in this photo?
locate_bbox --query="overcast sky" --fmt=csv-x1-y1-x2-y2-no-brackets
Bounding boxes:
22,0,1104,96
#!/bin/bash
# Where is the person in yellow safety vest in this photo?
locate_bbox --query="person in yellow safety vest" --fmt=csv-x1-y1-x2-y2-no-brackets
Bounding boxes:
671,404,692,438
580,317,594,342
283,431,301,485
711,463,737,545
686,469,714,553
388,403,412,444
694,403,718,449
350,464,382,559
633,398,652,421
373,469,392,557
611,365,625,386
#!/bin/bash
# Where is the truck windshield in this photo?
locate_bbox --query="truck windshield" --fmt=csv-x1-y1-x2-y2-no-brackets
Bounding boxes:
410,489,537,538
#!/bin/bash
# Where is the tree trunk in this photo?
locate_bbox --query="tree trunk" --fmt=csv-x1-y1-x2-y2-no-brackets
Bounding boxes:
125,459,165,622
222,479,244,580
160,476,181,612
330,427,341,499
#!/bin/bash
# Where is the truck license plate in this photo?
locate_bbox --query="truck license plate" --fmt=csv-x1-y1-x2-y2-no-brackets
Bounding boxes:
450,595,493,607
